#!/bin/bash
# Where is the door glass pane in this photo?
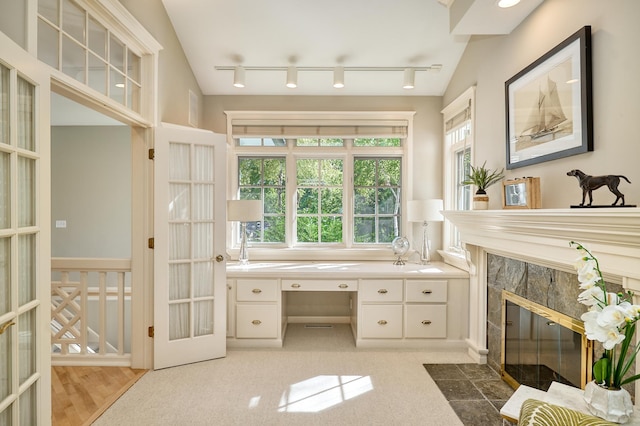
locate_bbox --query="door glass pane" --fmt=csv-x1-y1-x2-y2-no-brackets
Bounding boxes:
193,223,213,259
62,35,86,84
19,384,36,426
0,321,10,400
88,17,106,58
127,80,140,112
39,0,59,25
109,68,124,104
0,0,27,48
193,184,213,221
0,238,9,314
0,64,8,145
169,223,190,260
0,404,10,425
62,0,85,43
169,263,189,301
193,262,213,297
37,18,59,70
169,143,190,180
18,309,36,384
193,146,214,181
17,77,34,152
169,303,189,340
18,234,35,306
194,300,213,337
169,184,190,220
127,49,141,83
0,153,9,228
18,157,35,227
110,36,125,73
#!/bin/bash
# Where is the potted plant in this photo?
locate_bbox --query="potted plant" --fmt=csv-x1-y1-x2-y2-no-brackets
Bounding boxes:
461,161,504,209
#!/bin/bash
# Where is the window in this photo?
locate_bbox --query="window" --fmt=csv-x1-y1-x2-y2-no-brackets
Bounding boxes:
442,87,475,253
227,112,413,252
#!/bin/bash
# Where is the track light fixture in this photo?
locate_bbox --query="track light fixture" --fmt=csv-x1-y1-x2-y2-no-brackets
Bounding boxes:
233,66,245,88
333,66,345,88
286,66,297,88
403,68,415,89
215,64,442,89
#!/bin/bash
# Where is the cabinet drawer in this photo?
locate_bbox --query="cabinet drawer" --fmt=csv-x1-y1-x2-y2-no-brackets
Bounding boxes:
360,280,403,302
237,279,278,302
360,305,403,339
236,304,278,338
282,279,357,292
405,280,447,303
405,305,447,338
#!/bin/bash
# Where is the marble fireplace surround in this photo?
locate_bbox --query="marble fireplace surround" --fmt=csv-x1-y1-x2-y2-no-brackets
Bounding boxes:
442,208,640,396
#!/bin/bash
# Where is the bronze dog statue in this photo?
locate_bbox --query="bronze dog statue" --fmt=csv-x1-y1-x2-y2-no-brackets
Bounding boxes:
567,169,631,206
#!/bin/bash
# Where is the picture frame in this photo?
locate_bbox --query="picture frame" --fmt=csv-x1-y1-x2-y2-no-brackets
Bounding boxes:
505,26,593,170
502,177,541,209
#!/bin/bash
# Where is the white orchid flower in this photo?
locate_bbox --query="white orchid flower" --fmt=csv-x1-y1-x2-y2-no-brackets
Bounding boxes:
596,304,628,329
578,286,605,308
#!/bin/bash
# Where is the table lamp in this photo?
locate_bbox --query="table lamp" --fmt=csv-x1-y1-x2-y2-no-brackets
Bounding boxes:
407,199,444,264
227,200,262,264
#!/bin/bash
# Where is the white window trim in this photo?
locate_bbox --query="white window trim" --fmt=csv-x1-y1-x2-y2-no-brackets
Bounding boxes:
224,111,415,261
440,87,475,270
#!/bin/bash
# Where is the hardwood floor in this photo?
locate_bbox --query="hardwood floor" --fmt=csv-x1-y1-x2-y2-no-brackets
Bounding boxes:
52,366,147,426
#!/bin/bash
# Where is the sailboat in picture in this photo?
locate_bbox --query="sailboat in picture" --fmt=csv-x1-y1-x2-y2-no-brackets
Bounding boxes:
517,76,572,146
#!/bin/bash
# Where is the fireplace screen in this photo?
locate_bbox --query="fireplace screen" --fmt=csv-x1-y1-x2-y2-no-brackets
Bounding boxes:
501,291,592,391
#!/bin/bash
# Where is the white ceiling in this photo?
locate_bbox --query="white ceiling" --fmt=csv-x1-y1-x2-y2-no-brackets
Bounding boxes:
161,0,544,97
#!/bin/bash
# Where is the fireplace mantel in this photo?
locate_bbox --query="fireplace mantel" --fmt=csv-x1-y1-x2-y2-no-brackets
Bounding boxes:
442,208,640,374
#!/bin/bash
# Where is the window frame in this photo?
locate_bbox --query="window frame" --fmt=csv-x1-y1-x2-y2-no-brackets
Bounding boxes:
225,111,414,261
441,87,475,268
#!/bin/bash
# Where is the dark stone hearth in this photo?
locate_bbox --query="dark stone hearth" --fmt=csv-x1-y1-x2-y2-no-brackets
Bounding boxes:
424,364,513,426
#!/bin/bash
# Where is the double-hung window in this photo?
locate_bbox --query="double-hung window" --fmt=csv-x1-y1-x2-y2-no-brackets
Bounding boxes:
226,112,413,255
442,87,475,255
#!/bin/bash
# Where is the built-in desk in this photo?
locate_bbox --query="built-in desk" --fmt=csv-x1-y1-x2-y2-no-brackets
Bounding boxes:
226,261,469,349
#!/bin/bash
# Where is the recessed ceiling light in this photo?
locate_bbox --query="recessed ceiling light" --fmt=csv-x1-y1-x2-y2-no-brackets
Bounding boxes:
497,0,520,8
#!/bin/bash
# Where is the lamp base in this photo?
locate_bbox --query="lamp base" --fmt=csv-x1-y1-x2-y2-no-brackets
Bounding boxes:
419,221,431,264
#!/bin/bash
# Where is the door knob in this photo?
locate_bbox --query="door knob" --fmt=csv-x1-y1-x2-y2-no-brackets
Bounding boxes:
0,320,15,335
215,255,224,262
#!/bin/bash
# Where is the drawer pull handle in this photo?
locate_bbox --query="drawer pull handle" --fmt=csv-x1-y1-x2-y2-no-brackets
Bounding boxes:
251,320,262,325
422,320,432,325
378,289,388,294
422,289,433,295
252,288,262,294
378,320,388,325
291,283,301,288
338,284,348,289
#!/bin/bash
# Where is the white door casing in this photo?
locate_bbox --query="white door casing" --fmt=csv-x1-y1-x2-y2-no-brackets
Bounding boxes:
0,31,52,426
153,123,227,369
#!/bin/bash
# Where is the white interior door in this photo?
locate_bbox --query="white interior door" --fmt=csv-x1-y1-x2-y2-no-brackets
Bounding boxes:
0,34,51,425
153,122,227,369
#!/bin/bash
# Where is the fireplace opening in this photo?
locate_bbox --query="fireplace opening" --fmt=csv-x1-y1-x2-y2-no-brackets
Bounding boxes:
501,290,593,391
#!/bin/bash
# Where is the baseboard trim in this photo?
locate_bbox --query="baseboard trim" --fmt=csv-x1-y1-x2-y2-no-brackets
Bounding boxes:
287,316,351,324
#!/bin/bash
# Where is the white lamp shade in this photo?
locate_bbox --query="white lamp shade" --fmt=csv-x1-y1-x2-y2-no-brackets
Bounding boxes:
406,199,444,222
227,200,262,222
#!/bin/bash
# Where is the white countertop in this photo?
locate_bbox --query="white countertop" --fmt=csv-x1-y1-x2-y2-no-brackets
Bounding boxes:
226,260,468,279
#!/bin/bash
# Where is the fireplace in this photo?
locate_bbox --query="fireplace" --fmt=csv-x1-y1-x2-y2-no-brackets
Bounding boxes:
501,290,592,391
441,209,640,399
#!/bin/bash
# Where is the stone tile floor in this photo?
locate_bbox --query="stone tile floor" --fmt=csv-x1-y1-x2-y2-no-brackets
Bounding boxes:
424,363,515,426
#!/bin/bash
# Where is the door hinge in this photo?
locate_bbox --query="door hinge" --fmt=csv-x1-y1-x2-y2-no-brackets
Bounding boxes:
148,148,155,160
148,326,154,338
148,238,154,249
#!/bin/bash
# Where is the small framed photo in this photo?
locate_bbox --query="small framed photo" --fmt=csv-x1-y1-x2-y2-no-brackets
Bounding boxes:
502,177,541,209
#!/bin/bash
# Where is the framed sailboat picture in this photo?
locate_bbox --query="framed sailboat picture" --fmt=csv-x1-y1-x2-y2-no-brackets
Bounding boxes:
505,26,593,169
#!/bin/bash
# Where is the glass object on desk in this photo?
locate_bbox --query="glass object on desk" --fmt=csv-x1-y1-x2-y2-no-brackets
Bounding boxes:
391,236,410,265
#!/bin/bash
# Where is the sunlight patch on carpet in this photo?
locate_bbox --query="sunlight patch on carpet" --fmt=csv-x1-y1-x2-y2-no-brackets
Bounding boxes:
278,375,373,413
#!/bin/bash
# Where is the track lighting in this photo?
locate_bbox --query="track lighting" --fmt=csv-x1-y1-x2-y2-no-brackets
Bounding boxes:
333,66,344,88
286,66,297,88
233,66,245,88
403,68,415,89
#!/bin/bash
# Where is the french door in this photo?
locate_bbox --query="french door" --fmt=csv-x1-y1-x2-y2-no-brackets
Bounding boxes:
0,33,51,425
153,123,227,369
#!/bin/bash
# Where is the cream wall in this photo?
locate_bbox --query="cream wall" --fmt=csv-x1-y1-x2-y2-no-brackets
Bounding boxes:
445,0,640,209
203,95,445,260
51,126,131,258
120,0,203,127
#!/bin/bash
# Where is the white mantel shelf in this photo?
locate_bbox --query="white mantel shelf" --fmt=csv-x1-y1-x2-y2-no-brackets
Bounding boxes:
443,208,640,284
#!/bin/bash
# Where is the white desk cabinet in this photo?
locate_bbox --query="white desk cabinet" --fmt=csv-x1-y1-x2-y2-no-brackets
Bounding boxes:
226,261,469,350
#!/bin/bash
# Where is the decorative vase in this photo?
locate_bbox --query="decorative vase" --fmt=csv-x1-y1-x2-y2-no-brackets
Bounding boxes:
472,190,489,210
583,381,634,423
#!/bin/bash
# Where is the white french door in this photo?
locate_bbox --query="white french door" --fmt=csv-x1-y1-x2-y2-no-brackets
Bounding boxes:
0,33,51,426
153,123,227,369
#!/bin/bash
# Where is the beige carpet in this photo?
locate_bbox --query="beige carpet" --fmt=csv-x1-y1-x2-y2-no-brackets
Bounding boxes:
93,324,471,425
